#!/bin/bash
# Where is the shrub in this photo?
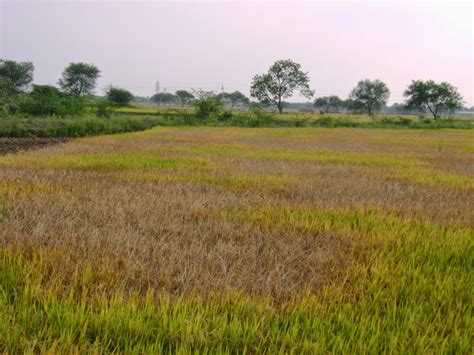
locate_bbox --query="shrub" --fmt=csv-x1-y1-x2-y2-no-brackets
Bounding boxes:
192,95,222,120
16,85,86,116
218,110,233,122
96,99,115,118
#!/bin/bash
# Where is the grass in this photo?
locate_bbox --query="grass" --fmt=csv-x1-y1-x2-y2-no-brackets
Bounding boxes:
0,127,473,352
114,106,474,129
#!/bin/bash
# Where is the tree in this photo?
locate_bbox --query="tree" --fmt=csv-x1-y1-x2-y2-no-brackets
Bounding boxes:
349,79,390,116
58,63,100,97
175,90,195,107
314,95,343,114
404,80,463,120
151,92,177,106
0,59,34,96
218,91,250,108
250,59,314,114
106,86,134,106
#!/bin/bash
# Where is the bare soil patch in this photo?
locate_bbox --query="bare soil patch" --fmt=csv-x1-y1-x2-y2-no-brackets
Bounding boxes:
0,138,68,155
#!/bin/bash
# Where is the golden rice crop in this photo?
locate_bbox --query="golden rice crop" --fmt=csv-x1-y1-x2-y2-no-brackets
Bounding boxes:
0,127,472,352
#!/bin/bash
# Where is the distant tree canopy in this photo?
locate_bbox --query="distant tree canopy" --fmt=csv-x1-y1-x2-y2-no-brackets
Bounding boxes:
0,59,34,96
59,63,100,97
314,95,343,113
175,90,195,107
106,86,134,106
349,79,390,116
151,92,177,106
384,102,407,114
250,59,314,114
218,91,250,108
404,80,463,120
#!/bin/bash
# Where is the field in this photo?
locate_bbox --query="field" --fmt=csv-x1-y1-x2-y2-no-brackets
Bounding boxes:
0,127,473,352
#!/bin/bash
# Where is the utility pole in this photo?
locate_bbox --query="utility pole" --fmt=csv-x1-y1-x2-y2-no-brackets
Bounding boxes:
155,81,160,93
221,83,224,93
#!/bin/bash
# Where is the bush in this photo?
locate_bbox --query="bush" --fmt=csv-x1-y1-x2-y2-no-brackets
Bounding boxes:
250,103,273,122
192,95,222,120
96,99,114,118
218,110,233,122
0,97,20,116
16,85,86,116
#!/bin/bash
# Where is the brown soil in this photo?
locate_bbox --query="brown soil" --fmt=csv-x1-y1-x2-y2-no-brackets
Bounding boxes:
0,138,68,155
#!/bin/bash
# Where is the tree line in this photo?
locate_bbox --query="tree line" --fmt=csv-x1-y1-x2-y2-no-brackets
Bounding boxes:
0,58,465,120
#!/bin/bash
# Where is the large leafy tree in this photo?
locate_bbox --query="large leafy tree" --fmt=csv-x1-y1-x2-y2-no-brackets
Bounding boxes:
58,63,100,97
175,90,195,107
0,59,34,96
106,86,134,106
314,95,343,113
250,59,314,114
404,80,463,120
349,79,390,116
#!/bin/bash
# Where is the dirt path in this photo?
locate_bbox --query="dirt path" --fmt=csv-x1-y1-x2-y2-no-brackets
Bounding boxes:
0,138,69,155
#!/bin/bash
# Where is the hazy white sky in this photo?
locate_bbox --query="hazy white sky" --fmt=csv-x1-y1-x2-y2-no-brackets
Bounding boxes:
1,0,473,104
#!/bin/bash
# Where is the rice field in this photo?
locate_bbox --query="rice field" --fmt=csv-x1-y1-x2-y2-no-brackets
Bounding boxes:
0,127,473,352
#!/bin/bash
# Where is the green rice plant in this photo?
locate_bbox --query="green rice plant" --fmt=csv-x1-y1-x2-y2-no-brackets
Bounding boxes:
0,153,209,172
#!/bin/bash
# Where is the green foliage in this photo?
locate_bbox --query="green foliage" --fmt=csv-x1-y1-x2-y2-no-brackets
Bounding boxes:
16,85,86,116
218,91,250,108
174,90,195,107
250,59,314,114
192,91,222,120
106,86,134,106
0,97,20,117
151,92,177,106
0,59,34,97
110,107,473,130
95,99,115,118
404,80,464,120
58,63,100,97
314,95,343,113
349,79,390,115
